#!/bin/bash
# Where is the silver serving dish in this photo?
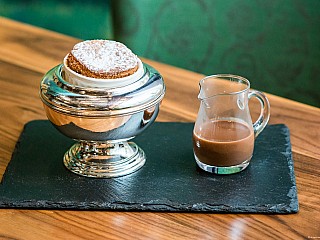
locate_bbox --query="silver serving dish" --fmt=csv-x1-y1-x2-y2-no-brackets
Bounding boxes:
40,63,165,178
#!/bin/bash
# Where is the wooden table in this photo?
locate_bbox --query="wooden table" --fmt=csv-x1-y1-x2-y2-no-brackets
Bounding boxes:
0,17,319,239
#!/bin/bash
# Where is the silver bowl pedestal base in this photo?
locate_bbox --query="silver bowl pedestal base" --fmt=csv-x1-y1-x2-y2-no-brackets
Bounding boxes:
64,141,146,178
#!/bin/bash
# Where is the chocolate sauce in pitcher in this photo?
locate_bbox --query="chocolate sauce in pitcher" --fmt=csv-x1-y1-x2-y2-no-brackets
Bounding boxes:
193,120,254,167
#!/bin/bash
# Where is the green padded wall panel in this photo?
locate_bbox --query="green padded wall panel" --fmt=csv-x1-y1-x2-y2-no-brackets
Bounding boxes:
0,0,113,40
113,0,320,107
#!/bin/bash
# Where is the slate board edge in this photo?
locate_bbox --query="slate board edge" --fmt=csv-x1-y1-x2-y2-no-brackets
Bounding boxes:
0,199,297,213
282,126,299,213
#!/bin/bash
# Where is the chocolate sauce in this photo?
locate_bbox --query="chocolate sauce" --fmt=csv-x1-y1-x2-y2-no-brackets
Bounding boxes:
193,120,254,167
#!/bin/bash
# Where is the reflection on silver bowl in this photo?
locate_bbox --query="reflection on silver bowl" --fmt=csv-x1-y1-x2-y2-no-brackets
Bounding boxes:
40,63,165,178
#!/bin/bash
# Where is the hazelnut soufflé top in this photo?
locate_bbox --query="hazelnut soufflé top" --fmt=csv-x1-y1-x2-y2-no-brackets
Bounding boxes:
66,40,139,79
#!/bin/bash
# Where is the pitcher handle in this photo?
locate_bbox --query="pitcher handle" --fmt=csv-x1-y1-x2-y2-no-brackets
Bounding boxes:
248,90,270,138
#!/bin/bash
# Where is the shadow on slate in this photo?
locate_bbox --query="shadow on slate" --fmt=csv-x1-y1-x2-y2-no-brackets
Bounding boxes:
0,120,298,213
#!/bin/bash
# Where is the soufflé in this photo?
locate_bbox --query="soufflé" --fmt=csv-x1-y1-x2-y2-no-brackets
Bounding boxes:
66,40,140,79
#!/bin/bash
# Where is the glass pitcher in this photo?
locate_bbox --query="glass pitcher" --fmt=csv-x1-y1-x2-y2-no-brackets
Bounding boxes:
193,74,270,174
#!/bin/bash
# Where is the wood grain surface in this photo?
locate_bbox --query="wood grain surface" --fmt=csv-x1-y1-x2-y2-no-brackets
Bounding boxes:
0,17,319,240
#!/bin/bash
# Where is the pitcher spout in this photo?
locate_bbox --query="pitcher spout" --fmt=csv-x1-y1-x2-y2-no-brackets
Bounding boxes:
198,78,211,100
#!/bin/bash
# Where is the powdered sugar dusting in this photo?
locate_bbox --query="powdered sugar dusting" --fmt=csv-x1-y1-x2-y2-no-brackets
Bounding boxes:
71,40,138,74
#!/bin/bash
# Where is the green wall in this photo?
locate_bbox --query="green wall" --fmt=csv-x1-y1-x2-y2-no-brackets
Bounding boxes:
0,0,113,40
113,0,320,107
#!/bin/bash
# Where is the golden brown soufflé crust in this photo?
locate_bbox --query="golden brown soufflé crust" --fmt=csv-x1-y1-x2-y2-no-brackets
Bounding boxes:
66,40,139,79
67,54,138,79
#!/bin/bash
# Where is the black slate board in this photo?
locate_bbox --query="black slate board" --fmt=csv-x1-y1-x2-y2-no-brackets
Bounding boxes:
0,120,298,213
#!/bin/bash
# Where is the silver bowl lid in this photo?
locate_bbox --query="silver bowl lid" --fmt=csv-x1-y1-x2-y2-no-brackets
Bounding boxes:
40,63,165,117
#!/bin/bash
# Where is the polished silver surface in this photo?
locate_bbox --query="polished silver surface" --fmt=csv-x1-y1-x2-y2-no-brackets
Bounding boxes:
40,63,165,178
40,64,165,117
64,141,146,178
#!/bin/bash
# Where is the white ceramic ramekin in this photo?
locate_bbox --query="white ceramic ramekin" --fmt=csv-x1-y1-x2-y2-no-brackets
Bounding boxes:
63,54,144,88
